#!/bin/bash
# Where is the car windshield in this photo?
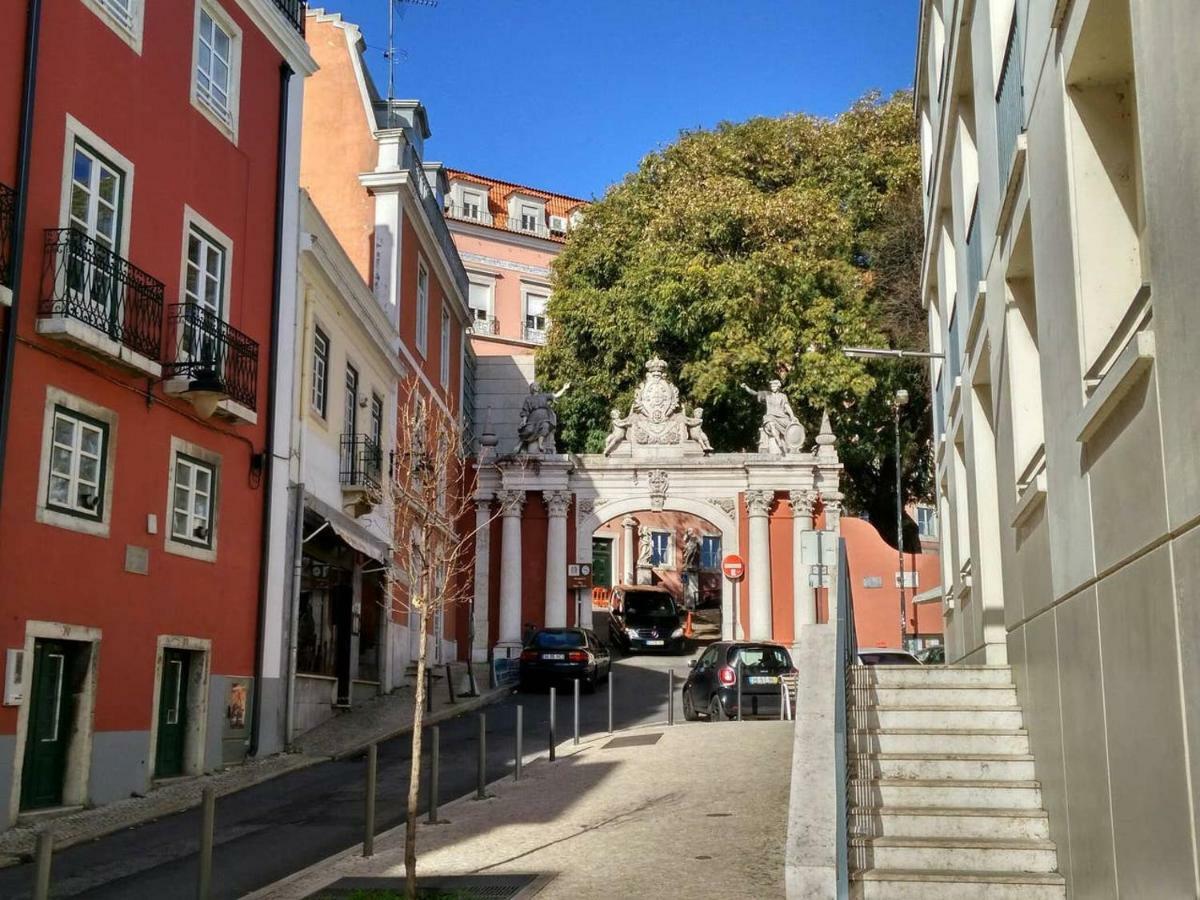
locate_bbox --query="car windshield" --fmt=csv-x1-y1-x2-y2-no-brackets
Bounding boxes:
623,593,676,617
531,631,585,649
732,646,791,671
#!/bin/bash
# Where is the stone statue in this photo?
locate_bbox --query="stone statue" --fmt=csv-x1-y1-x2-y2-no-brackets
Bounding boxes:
603,408,630,456
741,379,804,455
515,381,570,454
683,407,713,453
637,526,654,568
682,528,701,610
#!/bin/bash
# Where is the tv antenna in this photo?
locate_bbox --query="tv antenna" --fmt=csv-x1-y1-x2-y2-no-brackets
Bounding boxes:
385,0,439,130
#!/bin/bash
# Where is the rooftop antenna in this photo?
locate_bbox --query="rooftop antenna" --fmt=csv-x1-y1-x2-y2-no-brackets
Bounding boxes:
385,0,439,131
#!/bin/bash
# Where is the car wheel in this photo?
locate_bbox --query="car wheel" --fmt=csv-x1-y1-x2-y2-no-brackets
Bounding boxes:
682,689,699,721
708,696,725,721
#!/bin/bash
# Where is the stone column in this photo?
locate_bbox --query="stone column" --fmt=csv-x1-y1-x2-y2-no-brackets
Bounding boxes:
496,490,525,654
471,495,492,662
746,489,775,640
621,515,637,585
790,490,817,634
543,490,572,627
823,491,844,625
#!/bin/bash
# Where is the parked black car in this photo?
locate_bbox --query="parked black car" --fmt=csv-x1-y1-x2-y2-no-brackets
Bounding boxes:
607,584,686,654
681,641,796,721
916,645,945,665
518,628,611,692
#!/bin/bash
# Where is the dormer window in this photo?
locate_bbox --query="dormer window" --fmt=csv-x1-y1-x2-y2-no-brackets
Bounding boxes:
506,192,547,237
447,180,493,225
461,188,485,221
519,204,541,232
569,208,584,229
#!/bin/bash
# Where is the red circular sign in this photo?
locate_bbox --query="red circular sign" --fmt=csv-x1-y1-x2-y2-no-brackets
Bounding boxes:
722,554,746,581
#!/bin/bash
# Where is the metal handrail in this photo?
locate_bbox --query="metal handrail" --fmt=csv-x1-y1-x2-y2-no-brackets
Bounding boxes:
40,228,164,361
340,433,383,490
0,183,15,288
833,536,856,899
164,302,259,410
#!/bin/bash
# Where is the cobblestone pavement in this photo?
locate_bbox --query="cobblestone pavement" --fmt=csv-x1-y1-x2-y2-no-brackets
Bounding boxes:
0,662,505,867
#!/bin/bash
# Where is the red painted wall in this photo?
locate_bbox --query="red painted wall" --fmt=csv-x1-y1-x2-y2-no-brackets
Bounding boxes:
0,2,288,739
0,5,26,185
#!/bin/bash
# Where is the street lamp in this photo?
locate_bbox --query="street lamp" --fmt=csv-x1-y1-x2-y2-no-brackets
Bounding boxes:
893,389,909,651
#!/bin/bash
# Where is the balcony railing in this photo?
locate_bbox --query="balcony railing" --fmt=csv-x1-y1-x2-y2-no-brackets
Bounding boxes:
445,203,494,226
40,228,164,361
471,316,499,335
965,193,983,315
522,323,547,345
402,144,470,302
340,434,382,491
0,183,15,289
164,302,259,411
270,0,305,35
503,215,551,239
996,8,1024,190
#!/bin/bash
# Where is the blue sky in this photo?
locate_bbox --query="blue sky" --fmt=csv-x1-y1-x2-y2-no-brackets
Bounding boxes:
326,1,918,199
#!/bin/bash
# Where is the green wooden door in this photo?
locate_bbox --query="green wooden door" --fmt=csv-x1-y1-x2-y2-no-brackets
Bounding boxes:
155,649,191,778
20,640,78,810
592,537,613,588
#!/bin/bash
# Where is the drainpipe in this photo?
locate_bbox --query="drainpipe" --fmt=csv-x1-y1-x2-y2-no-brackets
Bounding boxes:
0,0,44,506
249,61,293,757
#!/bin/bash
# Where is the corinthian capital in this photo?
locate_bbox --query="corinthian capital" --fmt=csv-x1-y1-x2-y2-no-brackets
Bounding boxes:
745,489,775,517
497,490,526,517
544,490,573,518
789,490,818,518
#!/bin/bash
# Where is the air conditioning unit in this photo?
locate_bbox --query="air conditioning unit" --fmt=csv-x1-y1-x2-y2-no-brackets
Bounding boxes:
548,215,568,234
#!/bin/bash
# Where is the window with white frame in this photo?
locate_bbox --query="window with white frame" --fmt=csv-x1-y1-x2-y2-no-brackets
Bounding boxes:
416,261,429,355
370,393,384,450
461,188,485,221
192,1,241,139
69,141,123,252
344,363,359,437
312,326,329,417
47,407,107,519
524,290,548,342
181,224,227,366
468,279,493,328
650,531,672,566
171,454,217,548
519,203,541,232
440,308,451,387
916,505,939,539
700,535,722,570
82,0,145,52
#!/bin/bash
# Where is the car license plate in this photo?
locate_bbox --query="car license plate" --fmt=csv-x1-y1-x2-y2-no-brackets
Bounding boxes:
543,653,565,660
646,640,664,646
749,675,779,685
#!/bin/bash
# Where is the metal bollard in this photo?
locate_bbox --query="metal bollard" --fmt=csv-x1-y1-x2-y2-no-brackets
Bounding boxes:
476,712,487,800
446,663,457,704
607,666,614,734
197,786,215,900
515,704,524,781
736,662,743,722
549,685,557,761
32,830,52,900
363,744,377,857
668,669,674,726
573,678,581,745
427,725,440,824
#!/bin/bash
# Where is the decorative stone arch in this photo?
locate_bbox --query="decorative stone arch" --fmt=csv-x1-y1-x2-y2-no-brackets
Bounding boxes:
574,493,741,639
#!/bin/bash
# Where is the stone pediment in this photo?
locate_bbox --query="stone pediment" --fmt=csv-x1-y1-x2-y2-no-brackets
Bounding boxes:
603,358,712,458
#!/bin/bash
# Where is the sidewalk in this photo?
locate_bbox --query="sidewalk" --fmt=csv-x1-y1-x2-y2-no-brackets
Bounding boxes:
251,719,795,900
0,662,506,867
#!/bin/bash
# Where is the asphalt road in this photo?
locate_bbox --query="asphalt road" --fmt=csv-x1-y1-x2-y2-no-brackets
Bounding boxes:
0,651,697,899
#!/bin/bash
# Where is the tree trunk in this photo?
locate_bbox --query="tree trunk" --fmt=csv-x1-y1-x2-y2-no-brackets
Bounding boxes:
405,598,431,898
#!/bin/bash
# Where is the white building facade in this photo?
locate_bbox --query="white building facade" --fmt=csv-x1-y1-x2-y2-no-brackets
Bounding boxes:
917,0,1200,894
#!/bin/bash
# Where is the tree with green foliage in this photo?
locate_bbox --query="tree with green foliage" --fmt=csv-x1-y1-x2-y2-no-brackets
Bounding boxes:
537,91,931,539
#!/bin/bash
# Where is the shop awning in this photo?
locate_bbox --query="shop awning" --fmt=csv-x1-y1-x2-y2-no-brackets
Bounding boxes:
304,492,391,564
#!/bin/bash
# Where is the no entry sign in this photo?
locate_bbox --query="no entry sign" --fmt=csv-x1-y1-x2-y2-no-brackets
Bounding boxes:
722,554,746,581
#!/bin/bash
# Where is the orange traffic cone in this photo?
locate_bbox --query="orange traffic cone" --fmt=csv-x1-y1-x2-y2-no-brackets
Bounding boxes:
684,610,694,639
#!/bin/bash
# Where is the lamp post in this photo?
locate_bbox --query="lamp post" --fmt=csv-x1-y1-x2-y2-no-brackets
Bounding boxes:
893,389,909,651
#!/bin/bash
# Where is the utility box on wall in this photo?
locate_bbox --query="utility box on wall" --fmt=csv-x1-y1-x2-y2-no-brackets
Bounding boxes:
221,677,254,765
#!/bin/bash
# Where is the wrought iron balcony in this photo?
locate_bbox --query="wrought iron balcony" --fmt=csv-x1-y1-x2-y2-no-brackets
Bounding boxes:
40,228,164,361
270,0,305,35
340,434,382,491
471,315,499,335
164,302,259,411
0,183,14,289
522,323,548,345
445,203,494,226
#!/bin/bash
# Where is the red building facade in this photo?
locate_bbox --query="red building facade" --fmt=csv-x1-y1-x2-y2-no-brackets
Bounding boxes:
0,0,313,825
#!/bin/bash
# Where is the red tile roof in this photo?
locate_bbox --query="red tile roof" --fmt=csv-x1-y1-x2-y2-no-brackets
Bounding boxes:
445,169,590,242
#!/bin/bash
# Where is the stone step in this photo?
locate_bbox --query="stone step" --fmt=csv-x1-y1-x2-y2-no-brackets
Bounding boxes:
852,836,1059,874
853,753,1038,782
856,707,1025,731
852,665,1013,687
851,869,1066,900
851,729,1031,756
851,806,1051,841
856,686,1019,708
851,778,1044,810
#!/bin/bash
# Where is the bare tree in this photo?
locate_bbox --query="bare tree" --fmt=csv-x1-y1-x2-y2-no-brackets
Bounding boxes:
368,375,496,898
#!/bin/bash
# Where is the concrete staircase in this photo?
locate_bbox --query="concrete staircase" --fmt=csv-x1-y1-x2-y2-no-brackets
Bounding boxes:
848,665,1065,899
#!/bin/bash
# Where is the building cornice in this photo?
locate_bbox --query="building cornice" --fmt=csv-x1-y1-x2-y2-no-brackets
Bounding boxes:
447,218,563,255
236,0,317,75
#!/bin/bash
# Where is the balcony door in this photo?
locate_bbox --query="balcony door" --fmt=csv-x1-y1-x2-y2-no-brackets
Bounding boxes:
67,142,124,327
181,226,227,373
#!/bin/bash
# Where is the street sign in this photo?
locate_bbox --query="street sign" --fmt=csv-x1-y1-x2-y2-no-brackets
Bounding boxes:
567,562,592,590
722,554,745,581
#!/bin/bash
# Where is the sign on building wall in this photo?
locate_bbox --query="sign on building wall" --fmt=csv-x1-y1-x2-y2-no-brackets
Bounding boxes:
863,576,883,589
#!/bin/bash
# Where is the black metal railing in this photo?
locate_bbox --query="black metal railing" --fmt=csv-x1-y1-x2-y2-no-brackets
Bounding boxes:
0,183,15,289
965,193,983,315
271,0,305,35
340,434,382,491
996,8,1024,190
40,228,164,361
834,536,857,899
164,302,259,411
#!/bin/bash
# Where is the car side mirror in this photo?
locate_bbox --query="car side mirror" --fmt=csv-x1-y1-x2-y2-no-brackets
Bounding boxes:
688,659,697,668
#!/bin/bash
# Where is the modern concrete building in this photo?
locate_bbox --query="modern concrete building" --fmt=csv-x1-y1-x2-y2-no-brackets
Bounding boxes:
917,0,1200,893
